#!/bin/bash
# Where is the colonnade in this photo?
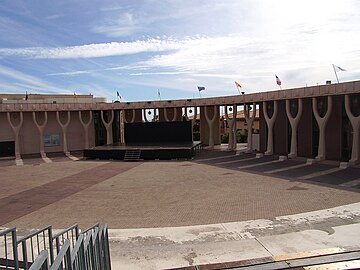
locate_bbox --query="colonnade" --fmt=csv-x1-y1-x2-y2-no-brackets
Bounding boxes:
3,93,359,165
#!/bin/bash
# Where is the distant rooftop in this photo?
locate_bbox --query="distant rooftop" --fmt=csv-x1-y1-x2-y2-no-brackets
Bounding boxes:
0,93,106,104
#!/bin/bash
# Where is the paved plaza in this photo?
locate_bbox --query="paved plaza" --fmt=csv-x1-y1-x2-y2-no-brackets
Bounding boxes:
1,151,360,269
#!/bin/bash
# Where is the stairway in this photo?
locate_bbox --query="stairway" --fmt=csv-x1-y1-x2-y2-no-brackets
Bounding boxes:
124,149,142,161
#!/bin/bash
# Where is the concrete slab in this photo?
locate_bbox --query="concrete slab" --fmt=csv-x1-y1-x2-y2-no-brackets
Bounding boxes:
107,203,360,269
258,223,360,256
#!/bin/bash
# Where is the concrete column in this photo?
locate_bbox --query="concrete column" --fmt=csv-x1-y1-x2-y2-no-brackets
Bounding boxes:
56,111,71,155
152,108,158,122
183,107,188,121
164,108,177,122
143,109,150,122
345,95,360,165
100,110,114,144
205,105,218,150
79,110,93,149
120,110,125,144
244,103,256,153
32,111,48,158
7,112,23,160
312,96,333,161
191,107,198,127
263,101,278,155
286,99,303,158
225,105,237,151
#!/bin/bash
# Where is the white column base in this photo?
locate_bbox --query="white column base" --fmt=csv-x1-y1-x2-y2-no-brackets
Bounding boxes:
279,156,287,161
306,158,316,165
15,158,23,166
339,162,349,169
256,153,264,158
288,153,297,159
349,159,359,166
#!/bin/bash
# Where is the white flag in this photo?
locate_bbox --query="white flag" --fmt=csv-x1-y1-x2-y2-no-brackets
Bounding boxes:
333,65,346,72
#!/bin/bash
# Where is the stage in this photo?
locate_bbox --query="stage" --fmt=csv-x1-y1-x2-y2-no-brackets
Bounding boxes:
83,141,202,160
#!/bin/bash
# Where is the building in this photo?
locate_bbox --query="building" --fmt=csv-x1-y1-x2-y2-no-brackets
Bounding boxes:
0,80,359,165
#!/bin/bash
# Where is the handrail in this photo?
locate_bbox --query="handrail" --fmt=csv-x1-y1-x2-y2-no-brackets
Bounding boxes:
1,224,111,270
49,240,71,270
28,251,48,270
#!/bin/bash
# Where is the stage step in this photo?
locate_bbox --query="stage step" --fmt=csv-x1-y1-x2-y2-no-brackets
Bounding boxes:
124,149,142,161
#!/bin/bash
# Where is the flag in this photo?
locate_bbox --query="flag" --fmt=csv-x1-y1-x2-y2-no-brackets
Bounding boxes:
117,91,121,99
275,75,281,86
197,86,205,92
333,65,346,72
235,81,241,88
25,91,28,101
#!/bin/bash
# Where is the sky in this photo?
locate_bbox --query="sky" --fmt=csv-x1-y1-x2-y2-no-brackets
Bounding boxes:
0,0,359,102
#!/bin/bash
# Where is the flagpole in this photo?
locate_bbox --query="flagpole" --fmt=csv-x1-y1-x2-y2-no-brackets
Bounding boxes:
332,64,340,83
199,91,202,98
236,86,240,94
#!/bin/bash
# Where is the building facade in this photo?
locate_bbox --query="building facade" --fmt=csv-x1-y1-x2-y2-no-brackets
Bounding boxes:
0,81,359,165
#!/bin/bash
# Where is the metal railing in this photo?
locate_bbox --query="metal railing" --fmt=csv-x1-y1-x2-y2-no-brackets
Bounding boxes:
52,225,79,256
16,226,54,270
0,224,111,270
0,227,18,270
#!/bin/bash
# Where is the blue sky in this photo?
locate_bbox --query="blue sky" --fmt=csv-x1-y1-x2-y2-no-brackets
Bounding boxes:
0,0,359,102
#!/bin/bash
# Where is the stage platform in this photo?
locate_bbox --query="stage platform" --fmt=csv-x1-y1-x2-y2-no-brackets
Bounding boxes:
83,142,202,160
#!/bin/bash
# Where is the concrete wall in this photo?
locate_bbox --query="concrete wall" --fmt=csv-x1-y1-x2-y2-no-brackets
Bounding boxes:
325,95,342,161
297,98,314,158
273,100,289,155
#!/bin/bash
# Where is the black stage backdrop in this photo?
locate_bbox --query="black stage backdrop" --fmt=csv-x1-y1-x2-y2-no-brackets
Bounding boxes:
125,121,192,143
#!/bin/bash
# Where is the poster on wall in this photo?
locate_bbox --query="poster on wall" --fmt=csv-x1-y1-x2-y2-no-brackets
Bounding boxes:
43,134,60,146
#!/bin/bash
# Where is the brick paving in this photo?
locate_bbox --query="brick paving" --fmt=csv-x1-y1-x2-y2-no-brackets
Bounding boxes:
0,152,359,230
196,151,360,191
0,161,141,226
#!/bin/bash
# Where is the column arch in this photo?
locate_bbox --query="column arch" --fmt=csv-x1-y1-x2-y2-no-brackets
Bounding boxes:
56,111,71,155
263,100,278,155
164,107,177,122
33,111,48,158
225,104,237,151
124,109,136,123
244,103,256,153
204,105,219,150
79,110,93,149
312,96,332,161
100,110,114,144
286,99,303,158
143,108,151,122
7,111,23,160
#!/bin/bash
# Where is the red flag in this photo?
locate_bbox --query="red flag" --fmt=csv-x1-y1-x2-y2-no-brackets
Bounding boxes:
275,75,281,86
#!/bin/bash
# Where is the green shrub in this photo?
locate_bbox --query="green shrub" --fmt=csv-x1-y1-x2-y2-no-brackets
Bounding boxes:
221,132,229,143
193,132,200,141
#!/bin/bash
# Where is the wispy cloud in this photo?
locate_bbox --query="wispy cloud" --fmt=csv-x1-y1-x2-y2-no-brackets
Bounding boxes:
47,70,93,76
0,38,185,59
45,14,64,20
0,65,68,93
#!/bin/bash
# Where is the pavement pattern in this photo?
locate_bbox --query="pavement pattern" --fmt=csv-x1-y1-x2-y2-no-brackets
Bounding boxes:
0,150,360,269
